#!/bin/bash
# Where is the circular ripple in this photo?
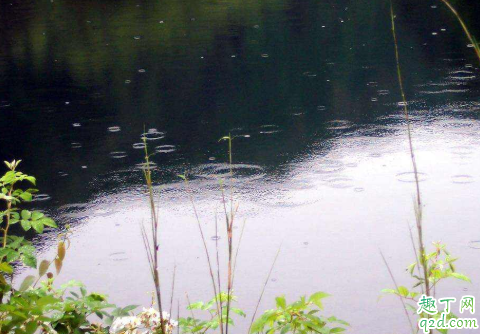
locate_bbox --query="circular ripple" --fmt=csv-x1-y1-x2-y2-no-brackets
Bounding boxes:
451,146,473,156
259,124,281,134
0,101,11,108
108,126,121,132
396,172,427,183
135,162,158,170
132,142,146,149
323,177,354,189
452,175,474,184
141,129,165,141
110,151,128,159
195,163,265,183
155,145,176,153
32,194,51,202
313,160,344,174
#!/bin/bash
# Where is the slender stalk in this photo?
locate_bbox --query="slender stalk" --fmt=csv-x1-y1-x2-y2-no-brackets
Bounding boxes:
231,219,246,289
406,221,424,296
169,264,177,316
223,134,234,334
182,177,223,334
176,300,180,334
185,293,197,323
214,210,223,330
380,250,415,333
438,0,480,62
142,135,166,334
2,191,12,248
249,245,282,333
390,1,430,297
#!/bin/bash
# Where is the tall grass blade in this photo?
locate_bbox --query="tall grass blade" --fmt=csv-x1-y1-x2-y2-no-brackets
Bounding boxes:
439,0,480,62
390,1,430,297
379,250,415,334
248,244,282,334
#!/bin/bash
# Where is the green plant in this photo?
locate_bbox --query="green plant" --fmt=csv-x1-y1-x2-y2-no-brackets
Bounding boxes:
179,292,245,334
0,161,134,333
177,134,244,334
382,242,470,305
140,133,171,334
250,292,348,334
0,279,120,334
384,6,473,333
0,160,58,286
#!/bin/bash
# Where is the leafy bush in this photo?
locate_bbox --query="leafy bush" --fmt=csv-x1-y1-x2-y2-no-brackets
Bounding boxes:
179,292,245,334
250,292,348,334
0,160,132,334
382,242,471,332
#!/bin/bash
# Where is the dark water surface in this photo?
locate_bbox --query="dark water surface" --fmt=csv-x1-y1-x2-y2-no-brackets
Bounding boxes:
1,0,480,332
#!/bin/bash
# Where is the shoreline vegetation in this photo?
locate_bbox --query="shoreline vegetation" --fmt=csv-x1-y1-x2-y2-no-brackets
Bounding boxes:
1,0,479,333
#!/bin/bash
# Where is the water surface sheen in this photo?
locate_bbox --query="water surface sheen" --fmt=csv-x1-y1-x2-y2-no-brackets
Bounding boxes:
1,0,480,332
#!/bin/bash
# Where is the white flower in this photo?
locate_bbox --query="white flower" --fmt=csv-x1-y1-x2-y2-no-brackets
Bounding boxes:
110,308,177,334
110,316,141,333
142,308,160,318
162,311,171,319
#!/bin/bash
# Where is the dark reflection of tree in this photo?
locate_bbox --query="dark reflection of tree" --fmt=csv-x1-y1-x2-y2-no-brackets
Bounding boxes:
0,0,478,214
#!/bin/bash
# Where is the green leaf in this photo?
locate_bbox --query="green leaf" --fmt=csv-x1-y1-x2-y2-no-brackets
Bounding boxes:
19,245,35,256
19,191,32,202
309,292,331,310
40,218,57,228
22,254,37,268
1,171,16,184
24,176,36,185
25,321,38,334
6,250,20,263
31,211,44,221
397,286,409,297
19,275,35,291
6,237,24,251
250,317,267,333
0,248,11,258
276,296,287,309
31,220,44,233
187,302,204,310
21,220,32,231
381,289,396,294
38,260,50,277
122,305,139,313
231,307,246,317
37,295,59,307
450,272,471,282
21,210,31,220
0,262,13,274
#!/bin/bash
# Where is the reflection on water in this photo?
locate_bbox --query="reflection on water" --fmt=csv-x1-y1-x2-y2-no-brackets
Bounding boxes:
1,0,480,332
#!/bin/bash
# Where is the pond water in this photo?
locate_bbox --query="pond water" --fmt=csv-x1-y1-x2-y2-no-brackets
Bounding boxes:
1,0,480,332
